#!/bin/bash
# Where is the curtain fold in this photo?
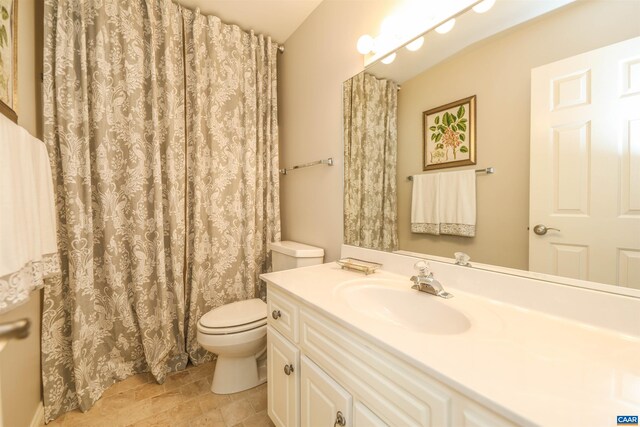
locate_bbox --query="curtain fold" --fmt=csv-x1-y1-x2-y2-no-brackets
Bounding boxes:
343,72,398,252
182,8,281,363
42,0,188,421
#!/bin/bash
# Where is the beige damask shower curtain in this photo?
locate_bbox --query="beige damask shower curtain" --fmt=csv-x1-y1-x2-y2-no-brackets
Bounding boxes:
42,0,279,421
182,9,281,363
343,72,398,251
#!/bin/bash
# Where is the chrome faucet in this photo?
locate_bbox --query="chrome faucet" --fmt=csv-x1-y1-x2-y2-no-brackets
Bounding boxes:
410,261,453,299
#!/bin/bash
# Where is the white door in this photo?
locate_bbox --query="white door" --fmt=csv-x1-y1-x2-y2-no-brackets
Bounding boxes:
300,355,352,427
530,36,640,288
267,327,299,427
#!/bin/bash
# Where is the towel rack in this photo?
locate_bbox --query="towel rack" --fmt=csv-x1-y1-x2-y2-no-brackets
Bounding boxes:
407,167,494,181
280,158,334,175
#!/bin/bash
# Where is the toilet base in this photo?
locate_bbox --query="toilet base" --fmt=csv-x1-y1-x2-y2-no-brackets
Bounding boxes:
211,353,267,394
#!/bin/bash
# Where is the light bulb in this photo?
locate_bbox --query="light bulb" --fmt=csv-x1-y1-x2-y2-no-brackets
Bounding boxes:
373,34,393,55
381,53,396,64
473,0,496,13
405,37,424,52
356,35,374,55
381,16,400,36
435,18,456,34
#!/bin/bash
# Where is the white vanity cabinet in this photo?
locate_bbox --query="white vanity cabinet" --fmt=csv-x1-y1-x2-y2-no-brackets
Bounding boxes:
267,327,299,427
300,355,352,427
266,286,519,427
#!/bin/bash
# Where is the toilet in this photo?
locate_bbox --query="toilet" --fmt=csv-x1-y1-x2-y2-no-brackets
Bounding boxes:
197,240,324,394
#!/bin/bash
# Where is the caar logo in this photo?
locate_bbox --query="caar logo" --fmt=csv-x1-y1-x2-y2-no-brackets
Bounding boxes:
618,416,639,425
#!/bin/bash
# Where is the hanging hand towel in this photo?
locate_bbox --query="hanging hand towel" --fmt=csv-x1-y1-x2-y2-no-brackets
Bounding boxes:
439,169,476,237
0,114,60,314
411,173,440,234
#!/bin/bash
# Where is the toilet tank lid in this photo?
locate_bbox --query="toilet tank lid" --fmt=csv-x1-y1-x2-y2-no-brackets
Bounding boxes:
268,241,324,258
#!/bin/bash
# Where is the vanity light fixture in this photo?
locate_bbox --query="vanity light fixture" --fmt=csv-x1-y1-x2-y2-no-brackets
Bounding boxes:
472,0,496,14
357,35,375,55
405,36,424,52
381,53,396,64
435,18,456,34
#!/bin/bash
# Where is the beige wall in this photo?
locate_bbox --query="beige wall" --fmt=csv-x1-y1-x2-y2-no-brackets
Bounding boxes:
396,0,640,270
279,0,401,261
0,0,44,426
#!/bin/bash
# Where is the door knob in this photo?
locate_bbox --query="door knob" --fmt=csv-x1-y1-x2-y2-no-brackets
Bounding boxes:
334,411,346,427
0,318,30,340
533,224,560,235
272,310,281,319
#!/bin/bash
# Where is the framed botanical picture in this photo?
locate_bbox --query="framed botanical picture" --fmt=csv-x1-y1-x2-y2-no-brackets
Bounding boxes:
423,95,476,170
0,0,17,122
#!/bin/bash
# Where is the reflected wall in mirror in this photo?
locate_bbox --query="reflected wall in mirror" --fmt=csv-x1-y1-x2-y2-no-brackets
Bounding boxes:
343,0,640,290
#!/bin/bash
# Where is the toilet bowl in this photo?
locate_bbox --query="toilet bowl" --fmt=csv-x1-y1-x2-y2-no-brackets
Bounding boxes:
197,298,268,394
197,241,324,394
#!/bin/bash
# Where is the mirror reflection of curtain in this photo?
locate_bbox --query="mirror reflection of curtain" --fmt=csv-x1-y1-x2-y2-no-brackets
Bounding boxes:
343,73,398,251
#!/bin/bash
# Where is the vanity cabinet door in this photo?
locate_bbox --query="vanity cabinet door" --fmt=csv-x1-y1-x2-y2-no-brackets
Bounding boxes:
452,396,518,427
300,355,353,427
267,327,300,427
354,401,388,427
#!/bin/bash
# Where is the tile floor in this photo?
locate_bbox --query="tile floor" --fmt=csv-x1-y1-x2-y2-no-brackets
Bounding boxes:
44,361,274,427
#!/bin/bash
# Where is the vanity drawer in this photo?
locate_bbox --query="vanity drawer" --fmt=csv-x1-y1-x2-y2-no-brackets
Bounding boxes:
267,287,299,343
299,308,452,426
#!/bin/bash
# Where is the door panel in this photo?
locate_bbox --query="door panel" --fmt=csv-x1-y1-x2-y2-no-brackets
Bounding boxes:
530,36,640,287
300,355,352,427
267,327,299,427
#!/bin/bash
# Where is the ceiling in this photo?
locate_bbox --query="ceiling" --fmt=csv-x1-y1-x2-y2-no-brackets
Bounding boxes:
176,0,323,43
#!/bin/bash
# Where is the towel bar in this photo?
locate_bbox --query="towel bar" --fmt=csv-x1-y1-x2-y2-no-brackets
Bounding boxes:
407,167,494,181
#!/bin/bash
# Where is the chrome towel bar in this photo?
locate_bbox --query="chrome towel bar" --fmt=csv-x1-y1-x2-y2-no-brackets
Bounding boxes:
407,167,494,181
279,157,334,175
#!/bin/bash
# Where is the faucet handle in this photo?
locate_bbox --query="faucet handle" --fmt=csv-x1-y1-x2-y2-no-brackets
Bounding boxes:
454,252,471,266
414,260,430,276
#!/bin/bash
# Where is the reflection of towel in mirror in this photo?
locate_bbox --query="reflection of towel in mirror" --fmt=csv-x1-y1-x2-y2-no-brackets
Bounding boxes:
439,170,476,237
411,173,440,235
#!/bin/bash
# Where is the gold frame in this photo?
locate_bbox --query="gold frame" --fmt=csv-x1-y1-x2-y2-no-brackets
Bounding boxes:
423,95,476,171
0,0,17,122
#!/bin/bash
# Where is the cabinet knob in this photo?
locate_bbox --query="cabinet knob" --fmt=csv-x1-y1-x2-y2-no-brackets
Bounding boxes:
334,411,346,427
283,364,294,375
272,310,281,319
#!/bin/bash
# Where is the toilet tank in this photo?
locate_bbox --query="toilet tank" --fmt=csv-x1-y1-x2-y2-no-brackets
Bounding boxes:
269,241,324,272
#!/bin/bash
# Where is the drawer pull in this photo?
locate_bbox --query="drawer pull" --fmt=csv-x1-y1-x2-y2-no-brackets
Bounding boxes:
334,411,346,427
272,310,281,320
283,364,294,375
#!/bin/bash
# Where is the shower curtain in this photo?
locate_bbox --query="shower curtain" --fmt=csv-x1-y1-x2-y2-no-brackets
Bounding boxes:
42,0,280,421
182,9,281,363
343,72,398,251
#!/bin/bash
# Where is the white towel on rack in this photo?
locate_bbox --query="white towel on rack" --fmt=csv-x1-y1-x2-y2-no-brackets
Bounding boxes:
439,169,476,237
410,173,440,235
0,114,59,314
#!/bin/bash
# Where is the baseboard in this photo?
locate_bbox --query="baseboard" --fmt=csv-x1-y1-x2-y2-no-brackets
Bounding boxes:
29,401,44,427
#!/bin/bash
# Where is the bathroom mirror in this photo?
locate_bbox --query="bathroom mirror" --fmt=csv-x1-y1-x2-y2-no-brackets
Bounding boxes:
343,0,640,293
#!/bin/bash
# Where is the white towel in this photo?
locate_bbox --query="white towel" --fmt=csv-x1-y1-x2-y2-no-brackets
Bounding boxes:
411,173,440,234
0,114,59,314
439,169,476,237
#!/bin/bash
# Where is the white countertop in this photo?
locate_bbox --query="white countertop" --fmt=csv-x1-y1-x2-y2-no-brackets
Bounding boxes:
261,263,640,427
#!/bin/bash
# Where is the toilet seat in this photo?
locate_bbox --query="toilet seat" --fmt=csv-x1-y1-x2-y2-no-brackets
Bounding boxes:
198,298,266,335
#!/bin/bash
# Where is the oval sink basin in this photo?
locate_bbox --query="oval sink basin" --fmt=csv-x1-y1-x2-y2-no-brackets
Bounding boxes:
336,279,471,335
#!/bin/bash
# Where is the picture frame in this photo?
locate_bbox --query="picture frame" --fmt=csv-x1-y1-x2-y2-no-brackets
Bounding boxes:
423,95,476,171
0,0,17,122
